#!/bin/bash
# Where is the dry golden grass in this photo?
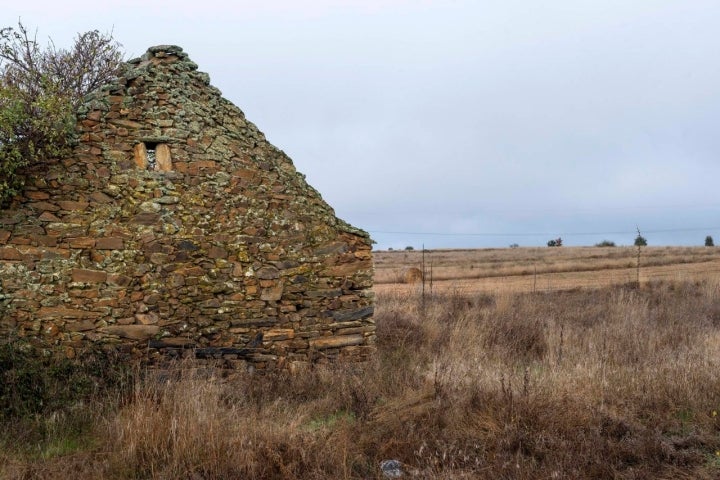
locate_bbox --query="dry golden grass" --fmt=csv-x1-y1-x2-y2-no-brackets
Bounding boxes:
3,275,720,478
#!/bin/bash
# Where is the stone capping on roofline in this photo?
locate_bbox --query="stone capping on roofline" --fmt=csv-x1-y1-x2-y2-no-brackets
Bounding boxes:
126,44,190,64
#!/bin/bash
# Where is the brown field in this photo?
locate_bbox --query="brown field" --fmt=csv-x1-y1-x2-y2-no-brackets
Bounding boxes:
2,246,720,478
374,246,720,294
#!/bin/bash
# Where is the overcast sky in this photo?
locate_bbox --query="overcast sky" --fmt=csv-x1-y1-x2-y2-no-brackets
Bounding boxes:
6,1,720,249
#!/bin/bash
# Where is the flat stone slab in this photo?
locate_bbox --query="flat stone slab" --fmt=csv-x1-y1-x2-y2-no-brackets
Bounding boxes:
310,334,364,349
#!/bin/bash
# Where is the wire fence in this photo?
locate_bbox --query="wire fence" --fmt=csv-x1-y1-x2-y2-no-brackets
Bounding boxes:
374,260,720,296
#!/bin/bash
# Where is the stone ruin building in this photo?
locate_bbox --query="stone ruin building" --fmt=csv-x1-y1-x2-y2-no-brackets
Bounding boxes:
0,45,375,370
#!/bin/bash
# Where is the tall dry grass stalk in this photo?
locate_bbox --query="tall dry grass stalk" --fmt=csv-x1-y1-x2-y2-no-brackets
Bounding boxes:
4,280,720,479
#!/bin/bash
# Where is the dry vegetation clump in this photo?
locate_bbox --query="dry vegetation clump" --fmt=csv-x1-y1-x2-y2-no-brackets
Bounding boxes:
402,267,424,284
3,280,720,478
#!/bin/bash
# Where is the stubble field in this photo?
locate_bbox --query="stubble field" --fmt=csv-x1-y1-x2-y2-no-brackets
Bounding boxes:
2,246,720,479
374,245,720,294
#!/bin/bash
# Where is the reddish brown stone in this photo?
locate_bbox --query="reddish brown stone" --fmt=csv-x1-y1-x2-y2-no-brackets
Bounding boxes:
0,231,10,244
263,328,295,342
321,262,369,277
0,213,23,225
32,235,58,247
354,250,372,260
69,288,100,299
207,246,228,259
108,119,142,129
168,274,185,287
69,237,96,248
233,169,255,179
45,224,86,237
232,263,244,277
261,282,284,301
38,307,100,319
108,227,132,239
25,191,51,200
196,160,216,169
38,211,62,222
107,274,132,286
96,237,124,250
151,337,195,347
43,248,71,259
29,201,60,212
0,247,22,260
133,143,148,169
100,325,159,340
57,201,90,211
96,298,119,308
9,237,31,246
90,250,106,263
309,334,364,349
135,313,159,325
71,268,108,283
130,213,160,225
156,143,173,171
256,266,280,280
90,191,114,203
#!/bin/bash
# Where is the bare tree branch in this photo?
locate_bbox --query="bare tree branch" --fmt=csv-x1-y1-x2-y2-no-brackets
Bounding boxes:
0,21,124,205
0,21,123,107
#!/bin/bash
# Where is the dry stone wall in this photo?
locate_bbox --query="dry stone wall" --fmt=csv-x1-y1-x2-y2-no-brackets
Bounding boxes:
0,45,374,369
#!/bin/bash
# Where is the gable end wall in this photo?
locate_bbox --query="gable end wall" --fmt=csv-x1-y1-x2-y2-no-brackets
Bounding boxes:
0,46,375,369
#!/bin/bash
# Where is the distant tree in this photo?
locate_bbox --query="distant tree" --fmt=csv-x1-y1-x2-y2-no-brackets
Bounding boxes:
0,21,123,205
705,235,714,247
595,240,616,247
547,237,562,247
387,247,394,251
404,246,414,251
509,243,519,248
634,234,647,247
633,228,645,286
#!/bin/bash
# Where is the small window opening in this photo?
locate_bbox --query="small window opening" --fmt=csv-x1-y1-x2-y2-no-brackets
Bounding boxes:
145,142,158,171
133,141,172,172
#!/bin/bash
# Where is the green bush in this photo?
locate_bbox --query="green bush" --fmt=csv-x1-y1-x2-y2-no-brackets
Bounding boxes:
547,237,563,247
0,340,131,419
705,235,714,247
595,240,616,247
0,83,76,203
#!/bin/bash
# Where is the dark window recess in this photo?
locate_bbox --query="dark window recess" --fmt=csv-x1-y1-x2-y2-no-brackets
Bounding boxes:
145,142,158,170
